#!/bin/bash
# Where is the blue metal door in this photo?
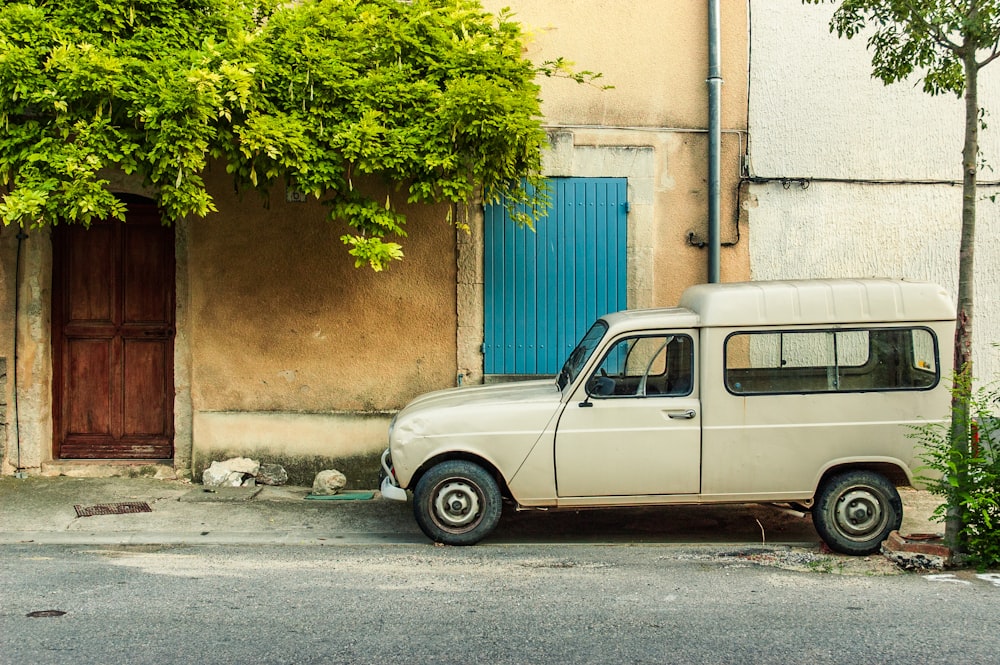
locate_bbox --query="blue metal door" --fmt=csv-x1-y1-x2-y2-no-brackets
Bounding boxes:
484,177,628,375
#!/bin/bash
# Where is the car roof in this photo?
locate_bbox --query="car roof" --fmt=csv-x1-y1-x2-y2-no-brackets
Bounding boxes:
680,278,955,327
600,279,955,331
601,307,700,333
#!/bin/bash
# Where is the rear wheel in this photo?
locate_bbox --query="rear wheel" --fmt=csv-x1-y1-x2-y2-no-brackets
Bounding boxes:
812,470,902,555
413,460,502,546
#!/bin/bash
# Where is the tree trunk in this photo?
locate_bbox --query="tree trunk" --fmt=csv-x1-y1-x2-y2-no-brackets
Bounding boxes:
945,45,979,550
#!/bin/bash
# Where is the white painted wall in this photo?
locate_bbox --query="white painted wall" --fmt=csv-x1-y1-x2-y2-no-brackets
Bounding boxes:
748,0,1000,383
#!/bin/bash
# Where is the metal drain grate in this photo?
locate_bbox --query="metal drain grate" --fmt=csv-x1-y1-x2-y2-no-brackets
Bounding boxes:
74,502,152,518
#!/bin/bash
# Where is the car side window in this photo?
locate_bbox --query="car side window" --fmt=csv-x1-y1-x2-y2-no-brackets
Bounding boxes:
587,334,694,398
724,327,939,394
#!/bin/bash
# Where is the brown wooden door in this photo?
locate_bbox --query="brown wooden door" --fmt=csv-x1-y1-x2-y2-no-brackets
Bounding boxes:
52,204,175,459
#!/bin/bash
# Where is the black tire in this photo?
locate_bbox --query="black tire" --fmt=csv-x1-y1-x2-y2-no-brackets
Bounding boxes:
812,470,902,555
413,460,503,546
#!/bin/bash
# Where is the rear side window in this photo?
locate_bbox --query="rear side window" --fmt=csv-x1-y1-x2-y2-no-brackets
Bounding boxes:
724,328,938,395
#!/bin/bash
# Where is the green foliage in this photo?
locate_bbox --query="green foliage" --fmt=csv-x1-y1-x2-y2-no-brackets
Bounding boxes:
803,0,1000,96
915,377,1000,570
0,0,553,269
0,0,264,225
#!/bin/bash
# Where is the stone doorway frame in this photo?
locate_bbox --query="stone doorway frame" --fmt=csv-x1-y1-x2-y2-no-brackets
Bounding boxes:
4,180,194,476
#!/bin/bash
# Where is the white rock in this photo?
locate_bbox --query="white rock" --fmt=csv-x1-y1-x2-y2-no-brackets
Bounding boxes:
221,471,244,487
313,469,347,495
202,461,233,487
203,460,258,488
220,457,260,476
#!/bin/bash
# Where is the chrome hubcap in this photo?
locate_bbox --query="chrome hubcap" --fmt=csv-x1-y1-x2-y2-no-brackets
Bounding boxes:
835,488,885,537
433,481,481,529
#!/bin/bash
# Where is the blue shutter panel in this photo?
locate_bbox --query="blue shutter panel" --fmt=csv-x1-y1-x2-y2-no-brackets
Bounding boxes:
484,177,628,375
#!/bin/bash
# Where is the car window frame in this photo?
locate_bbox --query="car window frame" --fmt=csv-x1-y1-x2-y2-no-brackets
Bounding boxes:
585,332,695,400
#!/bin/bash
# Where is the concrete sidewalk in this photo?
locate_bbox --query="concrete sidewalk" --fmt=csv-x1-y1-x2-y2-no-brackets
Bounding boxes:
0,476,944,548
0,476,423,546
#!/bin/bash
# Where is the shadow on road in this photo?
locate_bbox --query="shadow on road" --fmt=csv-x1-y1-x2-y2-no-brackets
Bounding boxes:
488,502,818,546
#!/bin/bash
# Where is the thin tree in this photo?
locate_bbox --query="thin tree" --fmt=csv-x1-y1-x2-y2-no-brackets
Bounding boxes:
805,0,1000,548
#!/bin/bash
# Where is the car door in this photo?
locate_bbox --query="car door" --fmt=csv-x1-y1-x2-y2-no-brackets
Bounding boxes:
554,332,701,497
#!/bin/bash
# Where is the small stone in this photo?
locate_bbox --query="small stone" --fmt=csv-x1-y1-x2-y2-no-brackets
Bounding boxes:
256,463,289,486
313,469,347,495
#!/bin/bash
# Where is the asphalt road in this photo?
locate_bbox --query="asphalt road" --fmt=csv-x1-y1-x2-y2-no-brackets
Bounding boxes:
2,543,999,665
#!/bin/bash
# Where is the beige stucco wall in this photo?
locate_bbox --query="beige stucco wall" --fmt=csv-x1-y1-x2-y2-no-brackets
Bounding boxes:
183,169,458,484
496,0,748,131
188,171,458,414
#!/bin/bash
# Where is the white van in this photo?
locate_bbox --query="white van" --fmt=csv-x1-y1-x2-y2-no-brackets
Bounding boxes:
380,279,955,554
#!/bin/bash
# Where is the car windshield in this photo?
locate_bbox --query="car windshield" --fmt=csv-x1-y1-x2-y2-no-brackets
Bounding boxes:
557,321,608,390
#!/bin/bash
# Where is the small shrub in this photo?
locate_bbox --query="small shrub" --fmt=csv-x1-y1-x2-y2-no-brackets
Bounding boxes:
915,378,1000,570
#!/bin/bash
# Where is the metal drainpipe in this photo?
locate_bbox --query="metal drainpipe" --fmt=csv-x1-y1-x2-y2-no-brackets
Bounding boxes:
707,0,722,283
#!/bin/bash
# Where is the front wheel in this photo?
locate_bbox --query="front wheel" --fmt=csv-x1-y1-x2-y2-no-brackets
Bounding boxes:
812,470,902,555
413,460,503,546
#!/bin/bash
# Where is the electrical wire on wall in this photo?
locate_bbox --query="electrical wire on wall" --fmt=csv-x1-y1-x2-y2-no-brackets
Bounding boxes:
740,0,1000,191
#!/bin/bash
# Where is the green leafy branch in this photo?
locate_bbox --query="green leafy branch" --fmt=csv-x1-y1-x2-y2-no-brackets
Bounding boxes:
0,0,602,270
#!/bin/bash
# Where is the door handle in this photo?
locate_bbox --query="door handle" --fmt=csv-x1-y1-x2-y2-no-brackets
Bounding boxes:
667,409,696,420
